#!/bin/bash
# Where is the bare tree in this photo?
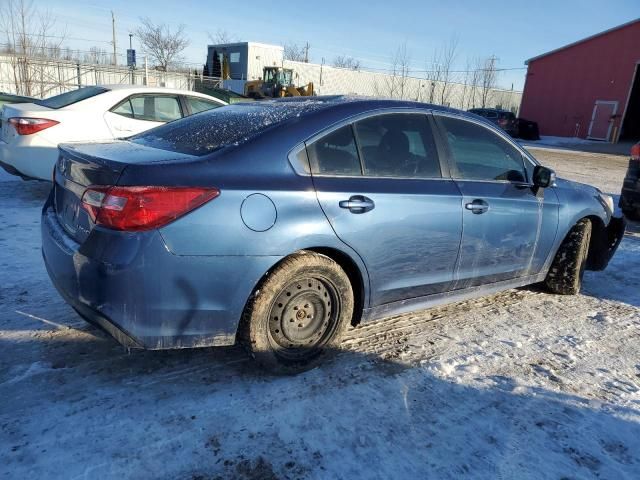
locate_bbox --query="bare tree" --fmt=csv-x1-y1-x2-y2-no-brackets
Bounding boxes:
458,57,473,109
83,46,109,65
283,43,307,62
0,0,66,96
375,42,411,99
462,57,483,109
423,37,458,106
437,37,458,106
333,55,360,70
62,46,75,62
208,29,235,44
478,55,498,108
135,17,189,71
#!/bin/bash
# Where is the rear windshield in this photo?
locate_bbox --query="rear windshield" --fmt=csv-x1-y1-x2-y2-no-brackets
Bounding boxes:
498,111,516,120
130,101,328,156
37,86,109,109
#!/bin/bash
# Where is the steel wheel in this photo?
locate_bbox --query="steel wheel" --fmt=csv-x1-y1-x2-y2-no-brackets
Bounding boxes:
267,276,341,361
241,251,354,373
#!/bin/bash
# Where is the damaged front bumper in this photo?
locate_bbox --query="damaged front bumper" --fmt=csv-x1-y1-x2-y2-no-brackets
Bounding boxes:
586,215,626,271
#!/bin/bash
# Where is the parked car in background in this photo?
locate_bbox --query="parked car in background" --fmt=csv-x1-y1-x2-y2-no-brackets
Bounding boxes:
468,108,518,137
0,92,36,108
515,118,540,140
619,142,640,220
0,85,226,180
42,97,624,373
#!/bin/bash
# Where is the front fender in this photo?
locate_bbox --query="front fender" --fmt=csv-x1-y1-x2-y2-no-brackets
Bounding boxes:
544,178,623,272
586,215,625,271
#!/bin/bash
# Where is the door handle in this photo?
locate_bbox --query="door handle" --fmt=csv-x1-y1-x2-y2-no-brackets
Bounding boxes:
339,195,375,214
465,199,489,214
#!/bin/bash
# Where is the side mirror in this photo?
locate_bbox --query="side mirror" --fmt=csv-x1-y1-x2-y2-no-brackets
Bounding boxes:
533,165,556,188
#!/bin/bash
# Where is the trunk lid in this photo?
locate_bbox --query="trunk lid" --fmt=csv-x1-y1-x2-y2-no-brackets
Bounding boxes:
53,140,196,243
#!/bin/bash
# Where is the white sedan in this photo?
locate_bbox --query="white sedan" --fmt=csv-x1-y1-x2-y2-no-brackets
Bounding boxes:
0,85,226,180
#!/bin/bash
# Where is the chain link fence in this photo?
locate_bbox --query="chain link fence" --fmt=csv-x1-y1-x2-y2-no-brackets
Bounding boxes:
0,54,222,98
0,53,522,114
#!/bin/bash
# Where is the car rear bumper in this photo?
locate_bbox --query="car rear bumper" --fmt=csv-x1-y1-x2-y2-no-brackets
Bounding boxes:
586,214,626,271
41,201,281,349
0,137,57,181
0,157,31,179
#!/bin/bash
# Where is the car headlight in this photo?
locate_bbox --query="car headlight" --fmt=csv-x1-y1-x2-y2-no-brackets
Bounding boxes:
598,192,614,214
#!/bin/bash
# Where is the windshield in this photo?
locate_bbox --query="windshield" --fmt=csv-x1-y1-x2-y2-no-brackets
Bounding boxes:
37,86,109,109
130,100,329,156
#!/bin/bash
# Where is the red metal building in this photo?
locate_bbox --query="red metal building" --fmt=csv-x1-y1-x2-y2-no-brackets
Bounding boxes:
519,18,640,142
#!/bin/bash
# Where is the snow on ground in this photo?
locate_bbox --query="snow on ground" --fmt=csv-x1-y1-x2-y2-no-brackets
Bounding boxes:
520,137,635,157
1,149,639,479
526,146,630,196
531,135,602,146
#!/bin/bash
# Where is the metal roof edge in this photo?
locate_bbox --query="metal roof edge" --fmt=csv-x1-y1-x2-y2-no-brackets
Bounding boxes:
524,17,640,65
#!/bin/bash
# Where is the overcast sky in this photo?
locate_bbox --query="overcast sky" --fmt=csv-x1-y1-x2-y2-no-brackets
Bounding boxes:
24,0,640,90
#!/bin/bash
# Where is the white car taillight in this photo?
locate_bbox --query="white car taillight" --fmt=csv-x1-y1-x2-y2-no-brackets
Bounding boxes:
8,117,59,135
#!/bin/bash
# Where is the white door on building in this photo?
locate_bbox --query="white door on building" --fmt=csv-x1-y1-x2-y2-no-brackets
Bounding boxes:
587,100,618,141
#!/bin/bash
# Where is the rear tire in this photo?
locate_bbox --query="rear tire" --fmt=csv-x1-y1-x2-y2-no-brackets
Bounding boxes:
544,219,592,295
240,252,353,374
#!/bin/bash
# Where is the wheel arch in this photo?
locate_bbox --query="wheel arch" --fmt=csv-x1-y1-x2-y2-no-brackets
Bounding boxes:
551,214,607,271
584,214,613,271
303,247,367,326
239,247,368,333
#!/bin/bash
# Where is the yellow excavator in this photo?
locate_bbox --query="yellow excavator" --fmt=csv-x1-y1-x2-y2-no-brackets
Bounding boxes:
244,67,314,99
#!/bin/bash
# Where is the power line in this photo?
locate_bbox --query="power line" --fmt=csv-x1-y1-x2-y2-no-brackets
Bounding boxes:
0,30,113,45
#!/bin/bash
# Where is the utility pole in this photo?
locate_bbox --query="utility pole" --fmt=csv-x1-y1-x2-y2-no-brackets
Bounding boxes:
111,11,117,65
304,42,309,63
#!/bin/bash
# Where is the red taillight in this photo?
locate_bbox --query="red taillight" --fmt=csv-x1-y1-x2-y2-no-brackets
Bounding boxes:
632,143,640,160
81,186,220,231
8,117,59,135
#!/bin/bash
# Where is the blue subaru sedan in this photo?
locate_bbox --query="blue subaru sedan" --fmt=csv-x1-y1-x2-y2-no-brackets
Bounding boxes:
41,97,624,372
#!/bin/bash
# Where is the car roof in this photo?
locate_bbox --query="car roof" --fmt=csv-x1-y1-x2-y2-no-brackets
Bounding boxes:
212,96,502,146
232,95,460,117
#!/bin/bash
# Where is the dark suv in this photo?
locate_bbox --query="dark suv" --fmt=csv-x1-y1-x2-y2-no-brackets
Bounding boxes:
468,108,518,137
620,142,640,220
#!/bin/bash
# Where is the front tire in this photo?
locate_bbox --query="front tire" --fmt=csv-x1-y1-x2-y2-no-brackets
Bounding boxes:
544,219,592,295
241,252,354,374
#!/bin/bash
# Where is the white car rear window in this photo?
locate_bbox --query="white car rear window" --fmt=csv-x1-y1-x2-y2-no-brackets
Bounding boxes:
37,86,108,109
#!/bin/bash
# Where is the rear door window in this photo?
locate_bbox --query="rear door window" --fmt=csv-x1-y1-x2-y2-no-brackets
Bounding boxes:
354,113,441,178
438,115,526,182
111,99,134,118
119,95,182,122
186,96,222,114
307,125,362,176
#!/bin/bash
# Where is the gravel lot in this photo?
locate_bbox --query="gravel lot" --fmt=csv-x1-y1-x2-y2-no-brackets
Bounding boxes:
1,147,639,479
